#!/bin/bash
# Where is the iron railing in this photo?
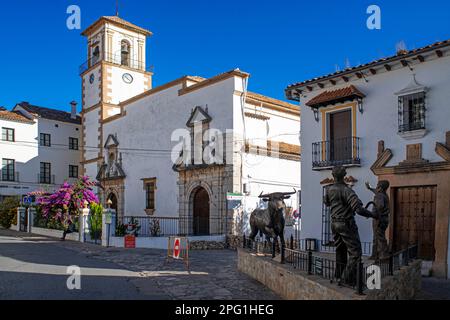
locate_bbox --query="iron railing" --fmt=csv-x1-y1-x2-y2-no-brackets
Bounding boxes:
37,174,56,185
398,92,426,133
244,236,418,295
286,237,373,257
114,216,224,237
79,53,153,75
312,137,361,169
1,172,19,182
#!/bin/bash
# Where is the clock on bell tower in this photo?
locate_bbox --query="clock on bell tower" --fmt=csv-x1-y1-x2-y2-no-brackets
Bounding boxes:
79,15,153,177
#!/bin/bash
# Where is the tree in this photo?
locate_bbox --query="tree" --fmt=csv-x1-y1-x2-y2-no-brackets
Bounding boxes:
34,177,99,224
0,197,20,229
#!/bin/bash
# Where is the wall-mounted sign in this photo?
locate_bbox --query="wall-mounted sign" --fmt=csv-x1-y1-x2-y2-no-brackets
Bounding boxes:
226,193,244,201
124,235,136,249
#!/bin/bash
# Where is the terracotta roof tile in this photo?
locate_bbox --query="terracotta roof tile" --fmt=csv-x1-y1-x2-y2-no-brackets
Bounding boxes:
305,85,365,108
18,103,82,125
287,39,450,90
0,110,34,124
82,16,153,36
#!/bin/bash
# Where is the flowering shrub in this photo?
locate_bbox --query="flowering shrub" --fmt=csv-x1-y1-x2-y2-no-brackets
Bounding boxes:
34,177,99,222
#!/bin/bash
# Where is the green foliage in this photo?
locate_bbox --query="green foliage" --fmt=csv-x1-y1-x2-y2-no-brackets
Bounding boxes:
150,218,161,237
89,203,103,240
115,223,127,237
33,206,65,231
0,197,20,229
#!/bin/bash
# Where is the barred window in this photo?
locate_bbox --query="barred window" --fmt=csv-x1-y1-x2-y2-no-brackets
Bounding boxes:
69,165,79,178
40,162,51,184
398,92,426,133
144,178,156,211
69,137,79,150
40,133,51,147
2,128,15,142
2,159,15,182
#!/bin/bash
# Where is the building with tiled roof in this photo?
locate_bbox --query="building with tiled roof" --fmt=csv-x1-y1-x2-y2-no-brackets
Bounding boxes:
15,102,82,125
0,109,34,124
285,38,450,279
1,103,82,203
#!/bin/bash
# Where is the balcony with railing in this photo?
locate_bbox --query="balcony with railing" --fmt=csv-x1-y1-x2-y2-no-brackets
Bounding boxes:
0,172,19,183
312,137,361,170
37,174,56,185
79,53,153,75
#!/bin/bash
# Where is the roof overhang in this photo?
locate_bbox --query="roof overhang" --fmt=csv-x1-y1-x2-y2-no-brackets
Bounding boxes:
305,85,366,109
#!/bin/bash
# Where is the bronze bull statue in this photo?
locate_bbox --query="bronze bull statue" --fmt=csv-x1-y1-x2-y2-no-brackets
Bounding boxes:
249,189,296,263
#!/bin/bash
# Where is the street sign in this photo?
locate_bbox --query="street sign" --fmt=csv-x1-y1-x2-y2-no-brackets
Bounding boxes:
173,237,181,259
167,236,189,270
104,213,112,225
124,235,136,249
22,196,32,206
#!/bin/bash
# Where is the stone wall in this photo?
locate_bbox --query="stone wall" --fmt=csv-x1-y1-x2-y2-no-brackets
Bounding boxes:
227,235,243,250
190,241,226,250
366,260,422,300
238,249,422,300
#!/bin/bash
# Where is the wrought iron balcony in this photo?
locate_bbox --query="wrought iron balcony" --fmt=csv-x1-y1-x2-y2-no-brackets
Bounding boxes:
79,53,153,75
0,172,19,183
38,174,56,185
312,137,361,170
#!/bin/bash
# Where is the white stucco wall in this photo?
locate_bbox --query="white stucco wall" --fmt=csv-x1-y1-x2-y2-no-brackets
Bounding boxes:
82,65,101,109
103,77,236,217
108,65,149,105
298,54,450,244
100,73,301,219
83,109,100,161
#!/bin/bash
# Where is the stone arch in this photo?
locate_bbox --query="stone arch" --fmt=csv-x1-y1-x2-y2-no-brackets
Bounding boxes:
190,187,210,236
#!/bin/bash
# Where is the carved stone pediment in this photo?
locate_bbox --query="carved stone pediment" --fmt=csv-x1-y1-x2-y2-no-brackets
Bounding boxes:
186,106,212,127
97,134,126,180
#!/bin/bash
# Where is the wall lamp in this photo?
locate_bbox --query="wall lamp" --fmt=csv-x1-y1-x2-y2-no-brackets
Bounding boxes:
357,98,364,114
313,108,320,122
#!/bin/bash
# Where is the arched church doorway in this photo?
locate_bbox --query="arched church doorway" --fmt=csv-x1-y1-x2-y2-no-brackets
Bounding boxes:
192,187,210,236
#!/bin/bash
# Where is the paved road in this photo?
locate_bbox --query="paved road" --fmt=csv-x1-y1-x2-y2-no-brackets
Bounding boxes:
0,231,170,300
0,229,279,300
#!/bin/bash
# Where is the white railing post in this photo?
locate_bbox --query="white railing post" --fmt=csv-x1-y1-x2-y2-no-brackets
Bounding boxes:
27,207,36,233
79,201,90,243
102,208,116,247
17,207,25,232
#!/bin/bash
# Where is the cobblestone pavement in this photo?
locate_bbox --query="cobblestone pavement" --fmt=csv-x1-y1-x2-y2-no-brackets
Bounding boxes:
1,230,279,300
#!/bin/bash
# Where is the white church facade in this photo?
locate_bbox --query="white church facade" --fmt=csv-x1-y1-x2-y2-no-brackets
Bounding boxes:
80,16,301,235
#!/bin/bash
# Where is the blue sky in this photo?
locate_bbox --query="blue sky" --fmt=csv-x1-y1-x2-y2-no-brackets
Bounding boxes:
0,0,449,113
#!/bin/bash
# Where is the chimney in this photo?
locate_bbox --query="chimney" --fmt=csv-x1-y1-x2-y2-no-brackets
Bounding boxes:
70,101,78,119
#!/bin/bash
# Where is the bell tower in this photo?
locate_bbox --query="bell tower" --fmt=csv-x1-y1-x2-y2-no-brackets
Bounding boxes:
79,16,153,178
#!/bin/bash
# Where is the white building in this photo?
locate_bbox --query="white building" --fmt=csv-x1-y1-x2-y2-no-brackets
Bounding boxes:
80,16,301,235
0,103,82,202
286,40,450,278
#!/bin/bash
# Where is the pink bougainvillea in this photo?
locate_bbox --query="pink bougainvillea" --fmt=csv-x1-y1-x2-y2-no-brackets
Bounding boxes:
33,176,99,220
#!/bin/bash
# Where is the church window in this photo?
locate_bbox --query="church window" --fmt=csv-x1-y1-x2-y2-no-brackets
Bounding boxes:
121,40,131,67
